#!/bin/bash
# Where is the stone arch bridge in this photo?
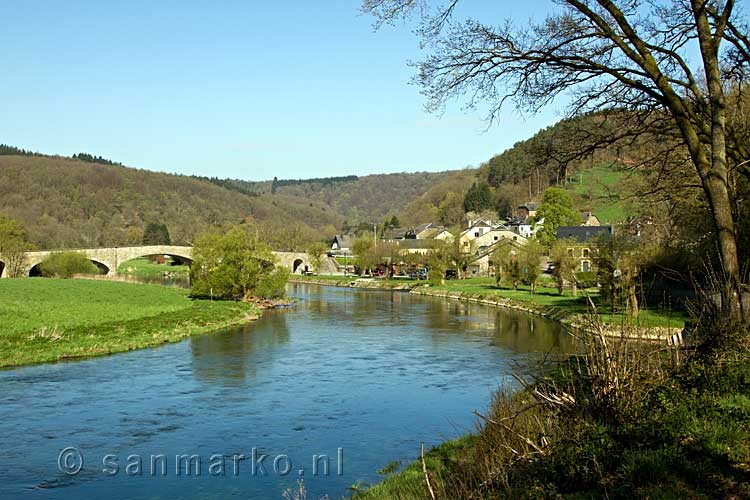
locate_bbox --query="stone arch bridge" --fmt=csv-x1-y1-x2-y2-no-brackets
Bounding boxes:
0,246,313,278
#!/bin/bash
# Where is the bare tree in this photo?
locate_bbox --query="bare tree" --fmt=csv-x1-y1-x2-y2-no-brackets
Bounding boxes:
363,0,749,320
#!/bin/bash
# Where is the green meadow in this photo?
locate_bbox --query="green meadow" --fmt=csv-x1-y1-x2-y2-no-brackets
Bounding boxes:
0,278,257,368
117,257,190,279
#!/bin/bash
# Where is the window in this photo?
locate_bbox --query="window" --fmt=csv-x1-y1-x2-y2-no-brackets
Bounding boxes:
567,248,574,256
463,241,469,247
583,248,590,258
582,260,590,273
474,232,480,237
494,236,498,241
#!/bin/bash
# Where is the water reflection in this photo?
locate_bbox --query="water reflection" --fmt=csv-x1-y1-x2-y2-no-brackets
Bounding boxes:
0,283,572,500
189,313,290,386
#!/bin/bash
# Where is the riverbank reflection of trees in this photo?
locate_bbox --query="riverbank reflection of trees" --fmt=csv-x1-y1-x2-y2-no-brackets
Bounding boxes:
189,313,290,386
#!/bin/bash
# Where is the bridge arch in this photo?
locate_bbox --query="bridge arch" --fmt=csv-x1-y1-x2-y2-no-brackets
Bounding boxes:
28,258,110,277
114,246,194,273
0,261,5,279
119,253,193,268
292,258,306,274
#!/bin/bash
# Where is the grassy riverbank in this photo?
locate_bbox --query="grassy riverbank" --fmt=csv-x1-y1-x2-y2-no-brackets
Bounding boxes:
292,275,687,329
0,279,258,368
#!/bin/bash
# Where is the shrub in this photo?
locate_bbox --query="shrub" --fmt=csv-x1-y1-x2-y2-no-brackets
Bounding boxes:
38,252,99,278
190,226,289,300
255,267,290,300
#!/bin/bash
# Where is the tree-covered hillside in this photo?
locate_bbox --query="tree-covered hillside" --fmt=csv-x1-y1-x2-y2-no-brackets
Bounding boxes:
0,156,341,250
205,170,459,224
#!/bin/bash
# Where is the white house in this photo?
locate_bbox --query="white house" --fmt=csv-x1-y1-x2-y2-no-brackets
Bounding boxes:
331,234,353,254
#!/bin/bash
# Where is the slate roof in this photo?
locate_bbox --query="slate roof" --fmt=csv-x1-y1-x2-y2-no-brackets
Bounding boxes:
395,239,438,249
333,234,354,249
556,225,613,243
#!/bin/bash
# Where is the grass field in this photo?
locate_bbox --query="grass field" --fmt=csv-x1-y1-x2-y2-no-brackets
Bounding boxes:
0,279,257,368
429,277,687,329
117,257,189,279
567,164,635,223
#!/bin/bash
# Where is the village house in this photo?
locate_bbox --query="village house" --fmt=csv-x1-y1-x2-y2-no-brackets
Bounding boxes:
383,227,408,241
459,219,493,246
555,225,614,272
383,223,454,242
394,238,438,256
460,221,527,253
516,202,540,219
466,238,527,277
580,211,601,226
330,234,354,254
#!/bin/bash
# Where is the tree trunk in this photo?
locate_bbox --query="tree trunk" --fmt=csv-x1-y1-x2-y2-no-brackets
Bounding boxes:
704,174,744,319
689,0,745,321
627,283,639,319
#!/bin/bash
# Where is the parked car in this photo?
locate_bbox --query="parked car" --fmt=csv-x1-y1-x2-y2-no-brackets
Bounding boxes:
408,269,428,280
445,269,458,280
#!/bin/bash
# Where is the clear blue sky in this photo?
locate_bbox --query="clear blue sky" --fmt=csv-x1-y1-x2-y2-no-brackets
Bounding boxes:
0,0,565,180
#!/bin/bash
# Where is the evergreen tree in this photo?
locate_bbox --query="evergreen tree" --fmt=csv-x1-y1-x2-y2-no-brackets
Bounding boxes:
463,182,494,213
142,223,171,245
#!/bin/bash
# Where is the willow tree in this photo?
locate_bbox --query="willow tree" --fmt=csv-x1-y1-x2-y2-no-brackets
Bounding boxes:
363,0,749,320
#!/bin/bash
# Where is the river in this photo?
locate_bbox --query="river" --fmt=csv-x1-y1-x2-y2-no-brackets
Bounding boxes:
0,283,573,499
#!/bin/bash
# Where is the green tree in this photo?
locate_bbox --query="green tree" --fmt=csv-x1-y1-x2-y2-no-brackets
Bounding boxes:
352,237,375,276
463,182,494,213
389,215,400,228
490,241,514,287
143,222,171,245
307,241,329,274
428,240,451,285
519,240,544,293
0,216,30,277
506,254,522,290
550,239,580,296
534,188,581,248
597,234,654,318
190,226,285,300
38,252,99,278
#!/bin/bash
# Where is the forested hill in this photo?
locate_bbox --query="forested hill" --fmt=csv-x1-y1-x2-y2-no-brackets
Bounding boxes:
198,170,459,223
0,155,333,250
0,154,460,251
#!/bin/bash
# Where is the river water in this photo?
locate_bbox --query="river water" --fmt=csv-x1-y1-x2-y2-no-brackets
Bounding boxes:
0,283,572,499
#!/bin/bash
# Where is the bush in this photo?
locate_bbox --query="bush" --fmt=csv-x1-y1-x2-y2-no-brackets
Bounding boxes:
38,252,99,278
254,267,290,300
190,226,289,300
